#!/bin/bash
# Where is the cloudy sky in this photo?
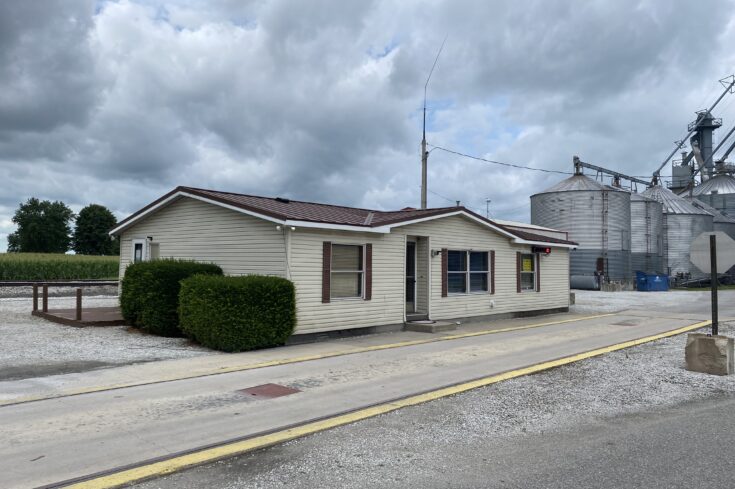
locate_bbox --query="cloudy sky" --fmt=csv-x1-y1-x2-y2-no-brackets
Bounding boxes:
2,0,735,250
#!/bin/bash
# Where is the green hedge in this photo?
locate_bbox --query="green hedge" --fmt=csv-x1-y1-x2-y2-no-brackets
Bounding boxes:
179,275,296,352
120,260,223,336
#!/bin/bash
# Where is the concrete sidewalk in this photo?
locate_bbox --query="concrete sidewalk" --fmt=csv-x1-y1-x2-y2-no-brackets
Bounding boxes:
0,311,605,406
0,309,714,489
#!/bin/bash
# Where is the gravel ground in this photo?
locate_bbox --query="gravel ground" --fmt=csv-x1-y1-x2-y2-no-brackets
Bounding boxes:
0,285,119,298
135,320,735,489
0,295,215,380
570,289,716,314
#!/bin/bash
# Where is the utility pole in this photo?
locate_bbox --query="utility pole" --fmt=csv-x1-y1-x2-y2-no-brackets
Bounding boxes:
420,36,447,209
421,126,428,209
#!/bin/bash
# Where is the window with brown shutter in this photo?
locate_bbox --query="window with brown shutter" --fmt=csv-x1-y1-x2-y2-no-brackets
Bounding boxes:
520,253,536,292
365,243,372,300
516,251,521,293
490,250,495,295
330,244,364,299
441,248,448,297
322,241,331,303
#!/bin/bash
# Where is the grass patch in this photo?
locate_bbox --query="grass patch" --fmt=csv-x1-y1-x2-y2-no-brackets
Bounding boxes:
0,253,119,280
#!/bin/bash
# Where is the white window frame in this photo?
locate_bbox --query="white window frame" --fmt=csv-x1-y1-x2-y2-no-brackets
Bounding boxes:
520,253,537,292
131,239,148,264
447,250,490,295
330,243,366,301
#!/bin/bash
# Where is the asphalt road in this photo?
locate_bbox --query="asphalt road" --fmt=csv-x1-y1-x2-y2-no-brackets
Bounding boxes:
130,327,735,489
0,310,712,488
135,395,735,489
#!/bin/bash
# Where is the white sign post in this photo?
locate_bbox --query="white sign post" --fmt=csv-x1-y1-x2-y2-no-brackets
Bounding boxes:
690,231,735,335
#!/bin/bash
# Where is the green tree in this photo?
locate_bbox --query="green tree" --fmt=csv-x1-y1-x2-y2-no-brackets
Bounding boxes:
7,198,75,253
73,204,119,255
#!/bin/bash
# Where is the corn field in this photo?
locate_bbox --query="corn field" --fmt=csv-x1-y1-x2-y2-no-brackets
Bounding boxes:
0,253,119,280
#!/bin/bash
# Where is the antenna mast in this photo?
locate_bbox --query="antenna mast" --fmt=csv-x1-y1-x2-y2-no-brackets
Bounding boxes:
421,35,447,209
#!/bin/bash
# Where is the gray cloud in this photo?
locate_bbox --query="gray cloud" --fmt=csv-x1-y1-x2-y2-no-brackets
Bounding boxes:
1,0,735,249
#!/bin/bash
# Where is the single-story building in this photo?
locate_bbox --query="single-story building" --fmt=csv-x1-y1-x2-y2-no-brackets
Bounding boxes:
110,186,577,337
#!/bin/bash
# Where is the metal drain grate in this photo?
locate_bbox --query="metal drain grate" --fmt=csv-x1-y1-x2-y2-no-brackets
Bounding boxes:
237,383,301,399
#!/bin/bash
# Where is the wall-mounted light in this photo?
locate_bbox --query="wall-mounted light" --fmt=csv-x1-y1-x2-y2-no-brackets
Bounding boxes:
431,249,441,257
146,236,153,241
290,226,296,231
276,225,282,231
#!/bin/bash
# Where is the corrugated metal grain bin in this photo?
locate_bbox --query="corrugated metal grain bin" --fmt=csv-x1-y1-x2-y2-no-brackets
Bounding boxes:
630,193,664,274
692,173,735,218
531,172,631,282
642,185,713,279
687,197,735,279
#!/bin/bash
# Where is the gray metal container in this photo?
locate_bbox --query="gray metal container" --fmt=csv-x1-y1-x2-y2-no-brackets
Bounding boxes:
642,186,713,279
692,173,735,218
630,193,664,274
531,174,631,281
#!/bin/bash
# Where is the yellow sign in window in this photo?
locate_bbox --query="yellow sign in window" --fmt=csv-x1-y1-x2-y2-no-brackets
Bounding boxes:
522,257,534,272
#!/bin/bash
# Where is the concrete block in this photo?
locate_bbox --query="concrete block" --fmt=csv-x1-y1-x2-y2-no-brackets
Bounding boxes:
569,293,576,305
405,321,458,333
685,333,734,376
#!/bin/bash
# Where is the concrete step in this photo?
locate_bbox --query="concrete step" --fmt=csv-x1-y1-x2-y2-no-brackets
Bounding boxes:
404,321,458,333
406,313,429,322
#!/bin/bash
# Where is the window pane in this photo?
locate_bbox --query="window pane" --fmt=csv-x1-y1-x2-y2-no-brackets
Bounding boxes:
521,254,535,272
448,273,466,293
331,272,363,298
470,272,488,292
448,250,466,272
521,272,535,290
332,245,363,271
470,252,488,271
134,243,143,263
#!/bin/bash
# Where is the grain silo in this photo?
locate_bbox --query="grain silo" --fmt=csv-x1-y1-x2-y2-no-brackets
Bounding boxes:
531,169,631,284
686,197,735,239
686,197,735,281
691,173,735,218
641,185,713,279
630,193,664,274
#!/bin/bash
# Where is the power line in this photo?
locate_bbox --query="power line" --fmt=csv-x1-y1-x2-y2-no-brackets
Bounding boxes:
428,145,573,175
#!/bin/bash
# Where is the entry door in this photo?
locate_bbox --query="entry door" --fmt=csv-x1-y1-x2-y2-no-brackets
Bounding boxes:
406,241,416,313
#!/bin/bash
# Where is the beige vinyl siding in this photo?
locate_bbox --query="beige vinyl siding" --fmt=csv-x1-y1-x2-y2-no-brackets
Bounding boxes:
396,215,569,320
289,228,405,334
118,197,286,278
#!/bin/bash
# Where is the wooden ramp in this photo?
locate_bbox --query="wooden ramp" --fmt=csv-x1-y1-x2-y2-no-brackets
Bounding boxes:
32,307,126,327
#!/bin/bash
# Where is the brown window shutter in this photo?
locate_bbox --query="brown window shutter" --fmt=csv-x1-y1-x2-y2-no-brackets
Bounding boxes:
441,248,448,297
322,241,331,303
516,251,522,293
490,250,496,295
365,243,372,300
536,254,541,292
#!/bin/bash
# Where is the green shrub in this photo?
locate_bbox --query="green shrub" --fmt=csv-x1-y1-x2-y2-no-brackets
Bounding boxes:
179,275,296,352
120,260,223,336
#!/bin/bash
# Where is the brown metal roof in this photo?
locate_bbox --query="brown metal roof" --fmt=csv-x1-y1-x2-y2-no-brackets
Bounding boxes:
112,186,577,246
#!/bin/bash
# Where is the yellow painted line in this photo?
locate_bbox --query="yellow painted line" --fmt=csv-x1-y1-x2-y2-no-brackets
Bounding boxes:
2,313,614,407
62,319,710,489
